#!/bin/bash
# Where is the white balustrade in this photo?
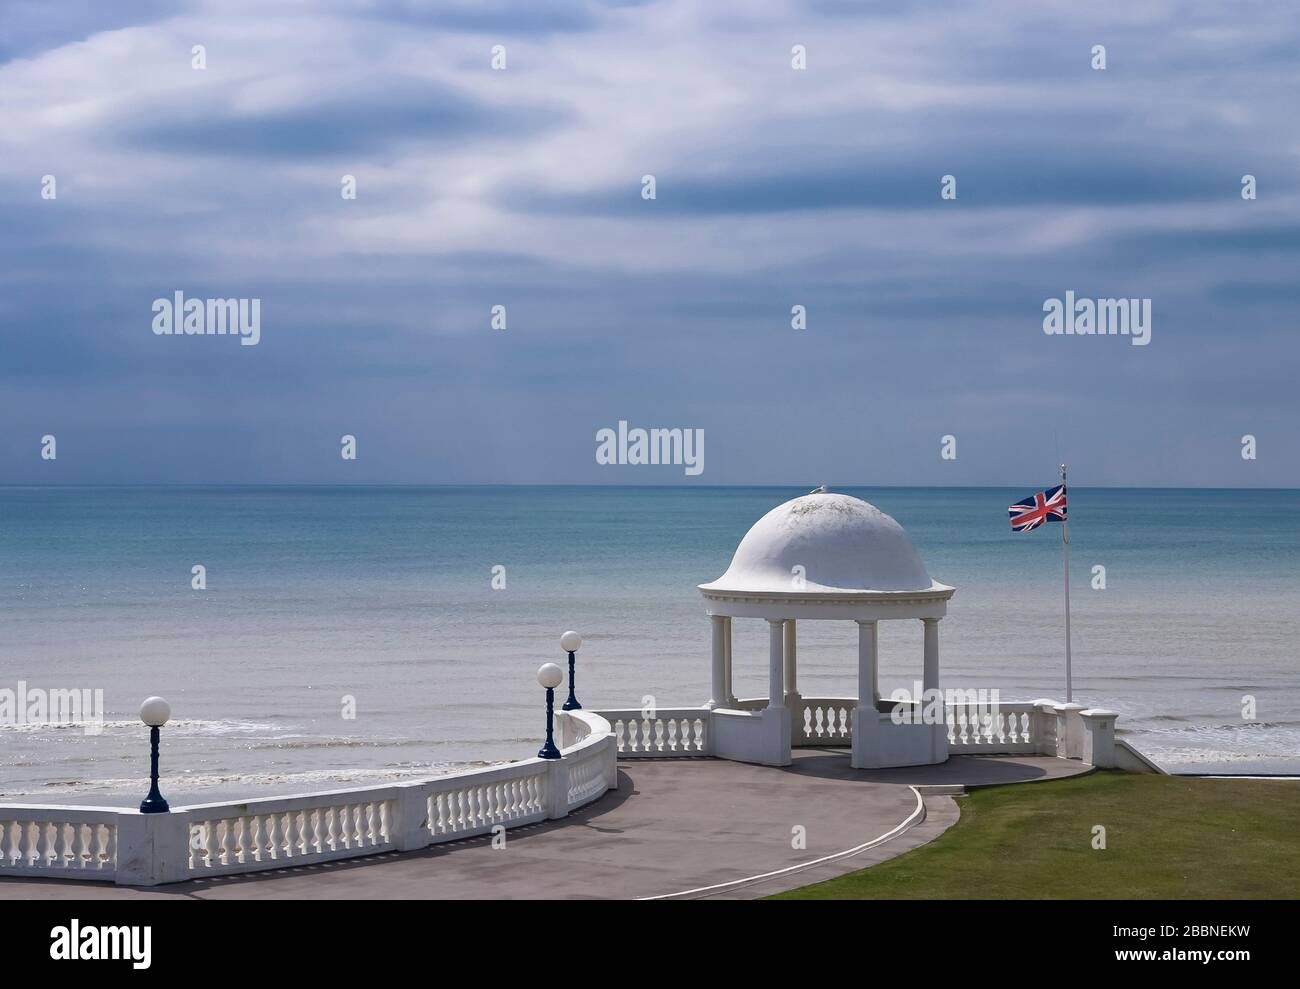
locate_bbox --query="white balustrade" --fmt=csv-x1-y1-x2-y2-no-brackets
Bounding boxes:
0,710,617,886
0,807,118,880
946,702,1043,753
646,698,1057,755
424,761,550,840
557,710,619,808
796,698,856,745
598,709,710,756
557,709,593,748
567,760,603,805
185,788,400,876
1,698,1094,887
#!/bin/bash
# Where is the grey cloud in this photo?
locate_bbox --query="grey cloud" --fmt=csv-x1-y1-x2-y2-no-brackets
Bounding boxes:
344,0,624,34
506,145,1250,216
3,0,1300,484
123,82,567,159
0,0,191,64
1120,226,1300,255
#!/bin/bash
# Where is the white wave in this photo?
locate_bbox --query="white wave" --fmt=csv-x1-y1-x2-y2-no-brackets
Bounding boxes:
0,716,292,736
1,761,505,799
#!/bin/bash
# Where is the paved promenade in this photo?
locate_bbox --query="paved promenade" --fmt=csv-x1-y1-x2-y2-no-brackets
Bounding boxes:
0,752,1090,900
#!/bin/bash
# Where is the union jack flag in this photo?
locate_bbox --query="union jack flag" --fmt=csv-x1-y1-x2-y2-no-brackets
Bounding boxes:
1009,484,1068,532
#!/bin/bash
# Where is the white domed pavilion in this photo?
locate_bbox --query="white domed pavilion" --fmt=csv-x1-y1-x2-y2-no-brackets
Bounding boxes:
698,492,955,768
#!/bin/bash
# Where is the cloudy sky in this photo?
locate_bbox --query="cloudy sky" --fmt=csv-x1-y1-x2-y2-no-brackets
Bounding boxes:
2,0,1297,486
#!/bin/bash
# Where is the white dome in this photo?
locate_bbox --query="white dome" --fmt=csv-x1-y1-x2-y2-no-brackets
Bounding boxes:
700,493,943,595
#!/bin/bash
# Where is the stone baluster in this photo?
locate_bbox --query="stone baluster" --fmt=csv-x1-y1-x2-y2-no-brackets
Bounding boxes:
324,807,340,851
359,803,372,844
262,814,277,859
103,825,116,871
89,823,105,870
284,811,300,858
200,820,215,866
70,822,86,870
213,820,227,865
54,822,69,868
36,822,52,866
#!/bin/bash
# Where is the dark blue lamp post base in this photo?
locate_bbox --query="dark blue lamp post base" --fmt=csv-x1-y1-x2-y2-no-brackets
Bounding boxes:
139,725,170,813
538,687,562,760
562,650,581,710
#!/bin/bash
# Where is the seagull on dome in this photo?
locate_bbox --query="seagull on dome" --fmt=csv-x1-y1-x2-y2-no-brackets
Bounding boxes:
809,484,828,494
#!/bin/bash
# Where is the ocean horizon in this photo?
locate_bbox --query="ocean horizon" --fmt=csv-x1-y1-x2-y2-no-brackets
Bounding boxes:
3,484,1298,805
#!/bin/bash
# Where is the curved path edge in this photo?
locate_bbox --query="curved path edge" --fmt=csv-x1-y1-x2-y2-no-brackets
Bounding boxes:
642,786,930,900
686,791,961,900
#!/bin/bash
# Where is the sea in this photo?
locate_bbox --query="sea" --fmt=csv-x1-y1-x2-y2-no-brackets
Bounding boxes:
2,485,1297,806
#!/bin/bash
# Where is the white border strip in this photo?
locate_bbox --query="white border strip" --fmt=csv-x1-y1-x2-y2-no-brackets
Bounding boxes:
637,786,927,901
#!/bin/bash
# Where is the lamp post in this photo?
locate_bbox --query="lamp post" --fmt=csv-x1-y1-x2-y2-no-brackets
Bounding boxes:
560,630,583,710
537,663,563,760
138,696,171,814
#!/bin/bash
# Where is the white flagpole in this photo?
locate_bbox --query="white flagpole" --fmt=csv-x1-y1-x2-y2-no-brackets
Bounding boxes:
1061,463,1072,702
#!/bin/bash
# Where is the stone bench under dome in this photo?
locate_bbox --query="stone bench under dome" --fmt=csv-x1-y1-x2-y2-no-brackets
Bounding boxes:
697,491,955,769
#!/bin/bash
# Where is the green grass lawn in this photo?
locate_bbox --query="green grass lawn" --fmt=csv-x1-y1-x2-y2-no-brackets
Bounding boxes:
776,771,1300,899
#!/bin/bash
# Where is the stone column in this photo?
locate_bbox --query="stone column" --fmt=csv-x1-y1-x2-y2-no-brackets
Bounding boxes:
114,812,191,886
545,758,570,819
851,620,879,770
1031,698,1060,756
783,619,798,701
856,620,878,709
394,782,432,852
723,617,736,706
1079,709,1119,767
708,614,726,710
767,619,785,709
784,619,802,743
923,617,940,694
1054,702,1087,760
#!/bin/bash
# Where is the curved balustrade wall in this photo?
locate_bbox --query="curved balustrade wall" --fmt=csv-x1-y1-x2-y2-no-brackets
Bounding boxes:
598,698,1092,762
186,788,400,877
1,698,1126,886
0,710,616,887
